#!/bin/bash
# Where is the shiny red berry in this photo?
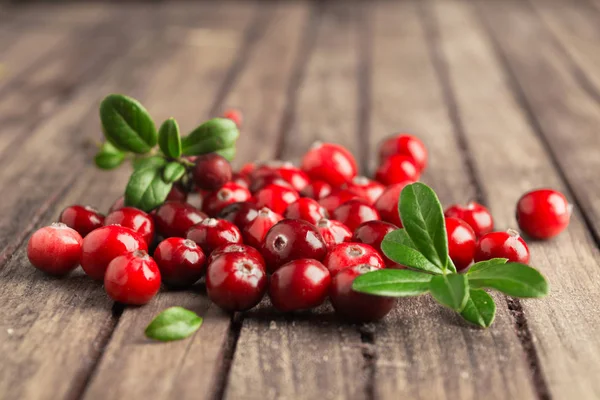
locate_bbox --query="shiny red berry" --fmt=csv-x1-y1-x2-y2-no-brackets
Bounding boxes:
59,205,105,237
316,218,353,250
319,189,361,215
374,182,412,227
516,189,571,239
323,242,384,277
253,183,299,215
192,154,232,191
166,184,188,202
301,142,358,187
269,259,331,312
218,201,260,231
274,163,311,192
301,180,332,200
330,264,396,322
332,199,380,232
378,134,428,172
105,207,155,246
231,172,250,189
207,243,265,266
475,229,530,264
222,108,243,128
154,238,206,288
375,155,419,186
342,176,385,205
242,207,283,248
249,173,293,193
202,182,252,217
154,201,206,238
445,217,477,271
81,225,147,280
104,250,161,305
238,162,256,178
187,218,242,255
445,202,493,238
352,220,399,268
27,223,83,276
284,198,328,224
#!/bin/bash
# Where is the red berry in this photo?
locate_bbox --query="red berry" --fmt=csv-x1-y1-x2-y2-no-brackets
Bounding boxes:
187,218,242,255
445,202,494,238
352,220,399,268
316,218,353,250
445,217,477,271
319,189,361,215
379,134,428,172
323,242,384,277
242,207,284,248
274,163,311,192
105,207,155,246
301,142,358,187
261,219,327,272
516,189,571,239
166,184,188,202
269,259,331,312
81,225,147,280
249,173,294,193
301,180,332,200
59,205,105,237
27,223,82,276
475,230,530,264
231,172,250,189
154,201,206,238
104,250,161,305
207,243,265,266
206,252,267,312
253,183,299,215
238,162,255,177
330,264,396,322
374,182,412,227
332,199,380,232
154,238,206,288
192,154,232,191
284,198,328,224
342,176,385,205
109,196,126,213
202,182,252,217
222,108,243,128
375,155,419,185
218,201,260,230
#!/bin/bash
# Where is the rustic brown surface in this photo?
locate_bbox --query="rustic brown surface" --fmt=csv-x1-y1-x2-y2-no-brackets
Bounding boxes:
1,1,600,399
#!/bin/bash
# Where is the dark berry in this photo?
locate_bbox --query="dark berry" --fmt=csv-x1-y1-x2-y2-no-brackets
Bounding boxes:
202,182,252,217
186,218,242,255
192,153,232,191
59,205,105,237
352,220,399,268
269,259,331,312
153,201,206,238
242,207,283,248
154,238,206,288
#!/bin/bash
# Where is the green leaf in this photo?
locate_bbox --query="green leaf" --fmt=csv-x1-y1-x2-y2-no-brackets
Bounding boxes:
381,229,444,274
100,94,157,154
467,258,508,274
399,183,450,272
125,156,173,212
145,307,203,342
158,118,182,158
467,262,549,298
430,274,469,312
352,269,432,297
460,289,496,328
181,118,239,157
94,141,125,170
215,146,236,161
163,161,186,183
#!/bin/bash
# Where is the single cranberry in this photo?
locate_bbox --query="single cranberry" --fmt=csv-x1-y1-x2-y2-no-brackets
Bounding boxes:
323,242,384,276
192,154,232,191
375,155,420,186
516,189,571,239
27,223,82,276
475,229,530,264
274,163,311,192
316,218,353,250
249,173,294,193
445,202,493,238
374,182,412,227
109,196,126,213
378,134,428,172
352,220,399,268
231,172,250,189
187,218,242,255
301,180,332,200
242,207,283,248
330,264,396,322
105,207,155,246
248,163,277,181
238,162,256,178
81,225,147,280
445,217,477,271
269,259,331,312
284,198,328,224
207,243,265,266
219,201,260,230
202,182,252,217
154,238,206,288
59,205,105,237
332,199,380,232
222,108,243,128
254,183,299,215
319,189,361,215
342,176,385,205
261,219,327,272
154,201,206,238
206,252,267,312
301,142,358,187
104,250,161,305
166,184,188,202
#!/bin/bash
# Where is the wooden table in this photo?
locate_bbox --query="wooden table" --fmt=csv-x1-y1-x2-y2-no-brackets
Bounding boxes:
1,0,600,399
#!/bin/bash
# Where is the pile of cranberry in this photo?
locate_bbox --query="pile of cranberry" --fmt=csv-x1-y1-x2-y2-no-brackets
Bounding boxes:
27,134,571,322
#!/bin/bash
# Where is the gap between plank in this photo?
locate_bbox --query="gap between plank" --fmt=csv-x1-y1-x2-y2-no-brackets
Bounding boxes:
359,324,376,400
210,313,243,400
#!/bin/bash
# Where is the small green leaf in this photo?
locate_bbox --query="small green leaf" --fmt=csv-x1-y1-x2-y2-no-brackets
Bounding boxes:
94,142,125,170
352,269,432,297
182,118,239,157
467,258,508,274
125,156,173,212
215,146,236,161
430,274,469,312
163,161,186,183
468,262,549,298
145,307,203,342
158,118,182,158
460,289,496,328
100,94,157,154
381,230,444,274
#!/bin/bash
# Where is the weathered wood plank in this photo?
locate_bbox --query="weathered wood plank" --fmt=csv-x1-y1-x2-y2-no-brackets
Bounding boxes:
367,2,537,399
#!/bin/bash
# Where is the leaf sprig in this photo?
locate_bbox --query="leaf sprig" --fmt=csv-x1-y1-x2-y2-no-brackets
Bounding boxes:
352,182,549,328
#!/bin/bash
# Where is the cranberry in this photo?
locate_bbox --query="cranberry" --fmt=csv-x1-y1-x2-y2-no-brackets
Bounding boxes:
207,243,265,266
378,134,428,172
284,198,328,224
222,108,243,128
192,154,232,191
59,205,105,237
238,162,255,178
187,218,242,255
269,259,331,312
218,201,259,230
301,180,332,200
166,184,188,202
105,207,155,246
202,182,252,217
249,173,294,193
374,182,412,227
253,183,299,215
352,220,398,268
445,202,493,238
319,189,361,215
242,207,283,248
475,229,530,264
109,196,126,213
27,223,82,276
301,142,358,187
516,189,571,239
206,252,267,312
274,163,311,192
323,242,384,276
332,199,380,232
342,176,385,205
231,172,250,189
330,264,396,322
445,217,477,271
81,225,147,280
104,250,161,305
154,201,206,238
316,218,353,250
261,219,327,272
375,155,420,185
154,238,206,288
